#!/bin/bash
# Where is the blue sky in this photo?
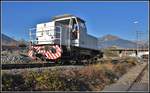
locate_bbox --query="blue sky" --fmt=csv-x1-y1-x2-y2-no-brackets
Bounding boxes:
2,1,148,41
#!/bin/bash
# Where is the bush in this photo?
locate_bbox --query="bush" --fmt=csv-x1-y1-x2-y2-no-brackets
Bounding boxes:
104,69,118,84
18,39,27,48
60,69,85,91
2,73,26,91
2,73,13,91
23,69,65,91
102,47,119,57
77,65,110,91
113,63,128,77
123,57,138,66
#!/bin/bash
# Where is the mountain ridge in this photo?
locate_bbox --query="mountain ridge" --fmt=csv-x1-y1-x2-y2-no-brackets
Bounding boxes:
2,33,18,46
2,33,147,49
98,34,137,49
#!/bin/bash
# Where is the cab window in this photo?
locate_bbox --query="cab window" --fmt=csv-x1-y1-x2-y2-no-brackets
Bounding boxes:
72,18,78,40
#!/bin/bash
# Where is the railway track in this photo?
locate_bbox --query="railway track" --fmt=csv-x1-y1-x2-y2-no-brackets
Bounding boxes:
2,61,85,70
2,63,54,70
2,65,84,75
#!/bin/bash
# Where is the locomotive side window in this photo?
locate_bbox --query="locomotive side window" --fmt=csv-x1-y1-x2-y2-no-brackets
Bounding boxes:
78,19,87,32
72,18,79,40
55,27,61,38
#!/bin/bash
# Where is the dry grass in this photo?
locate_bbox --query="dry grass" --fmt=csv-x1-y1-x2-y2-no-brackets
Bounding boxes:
2,57,138,91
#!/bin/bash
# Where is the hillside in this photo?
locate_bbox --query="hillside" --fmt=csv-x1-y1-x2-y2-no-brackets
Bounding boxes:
98,34,137,49
2,33,18,46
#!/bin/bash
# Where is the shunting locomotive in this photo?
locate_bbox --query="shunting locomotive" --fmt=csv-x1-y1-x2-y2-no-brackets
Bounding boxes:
28,14,102,64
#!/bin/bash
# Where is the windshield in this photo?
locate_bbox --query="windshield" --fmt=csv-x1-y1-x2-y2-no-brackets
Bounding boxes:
78,20,87,32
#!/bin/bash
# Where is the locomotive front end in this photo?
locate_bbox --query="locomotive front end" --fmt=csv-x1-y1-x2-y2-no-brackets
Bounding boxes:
28,22,62,61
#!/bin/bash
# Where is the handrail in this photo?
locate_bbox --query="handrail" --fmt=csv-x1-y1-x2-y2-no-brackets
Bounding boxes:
29,26,62,48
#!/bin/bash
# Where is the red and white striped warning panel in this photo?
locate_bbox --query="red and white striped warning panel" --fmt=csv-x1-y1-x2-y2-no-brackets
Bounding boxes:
28,45,62,60
28,50,36,60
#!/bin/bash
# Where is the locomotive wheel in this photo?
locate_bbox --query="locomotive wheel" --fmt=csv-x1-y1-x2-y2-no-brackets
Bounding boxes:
70,60,77,65
82,60,89,65
41,56,46,62
57,59,64,65
88,60,92,64
57,61,64,65
35,54,46,62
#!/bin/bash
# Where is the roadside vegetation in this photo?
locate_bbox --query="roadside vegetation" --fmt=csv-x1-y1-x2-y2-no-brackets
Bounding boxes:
2,56,138,91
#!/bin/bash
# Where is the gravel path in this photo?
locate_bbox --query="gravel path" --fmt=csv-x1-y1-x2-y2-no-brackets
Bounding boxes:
129,68,148,91
102,62,148,92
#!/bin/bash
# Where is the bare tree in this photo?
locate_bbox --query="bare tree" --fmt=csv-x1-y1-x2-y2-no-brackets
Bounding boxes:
18,38,27,48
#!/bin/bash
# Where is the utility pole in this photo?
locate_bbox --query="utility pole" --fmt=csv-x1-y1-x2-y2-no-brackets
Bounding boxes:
134,21,140,57
139,31,145,49
136,30,139,57
134,21,145,57
136,30,143,55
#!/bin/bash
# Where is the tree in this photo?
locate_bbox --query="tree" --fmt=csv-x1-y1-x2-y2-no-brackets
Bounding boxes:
102,46,119,57
18,39,27,48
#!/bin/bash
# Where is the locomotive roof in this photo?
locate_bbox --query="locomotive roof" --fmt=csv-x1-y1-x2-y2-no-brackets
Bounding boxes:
52,14,85,23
